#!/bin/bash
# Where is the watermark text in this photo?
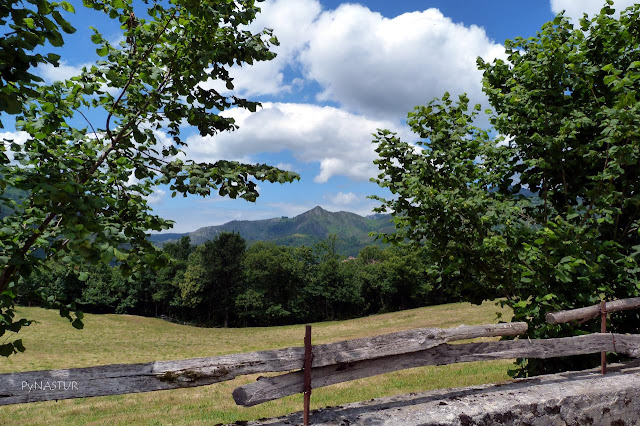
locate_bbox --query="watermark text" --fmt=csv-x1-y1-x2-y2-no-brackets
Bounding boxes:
21,381,78,393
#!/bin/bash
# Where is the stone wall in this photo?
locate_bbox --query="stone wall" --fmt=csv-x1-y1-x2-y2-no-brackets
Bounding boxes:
246,361,640,425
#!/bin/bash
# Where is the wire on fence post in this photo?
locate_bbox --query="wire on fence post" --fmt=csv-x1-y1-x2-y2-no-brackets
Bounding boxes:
303,325,313,425
600,300,607,375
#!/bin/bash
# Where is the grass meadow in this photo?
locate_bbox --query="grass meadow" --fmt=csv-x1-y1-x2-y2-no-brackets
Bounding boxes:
0,301,513,425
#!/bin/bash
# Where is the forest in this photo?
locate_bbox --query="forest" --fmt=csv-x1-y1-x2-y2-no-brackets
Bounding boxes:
15,233,461,327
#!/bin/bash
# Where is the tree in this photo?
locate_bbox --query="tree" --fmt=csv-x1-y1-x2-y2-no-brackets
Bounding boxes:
372,93,523,305
179,232,245,326
239,242,301,325
372,1,640,376
0,0,298,356
151,236,192,318
380,246,433,310
179,245,209,312
308,235,364,320
208,232,246,327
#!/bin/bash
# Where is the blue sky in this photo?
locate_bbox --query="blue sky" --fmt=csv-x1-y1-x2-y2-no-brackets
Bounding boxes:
3,0,637,232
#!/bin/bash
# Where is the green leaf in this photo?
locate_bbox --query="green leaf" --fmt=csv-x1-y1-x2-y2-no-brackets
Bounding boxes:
60,1,75,12
113,248,128,261
51,11,75,34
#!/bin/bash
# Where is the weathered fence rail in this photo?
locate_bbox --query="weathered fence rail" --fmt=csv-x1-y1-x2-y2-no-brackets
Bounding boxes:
0,322,525,406
233,333,640,406
545,296,640,375
546,297,640,324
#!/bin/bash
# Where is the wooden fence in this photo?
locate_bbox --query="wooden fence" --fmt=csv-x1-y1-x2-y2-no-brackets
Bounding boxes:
0,322,526,405
2,297,640,423
546,297,640,324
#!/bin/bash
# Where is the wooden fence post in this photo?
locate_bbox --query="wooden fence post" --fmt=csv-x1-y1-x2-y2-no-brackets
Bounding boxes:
303,325,313,425
601,300,607,375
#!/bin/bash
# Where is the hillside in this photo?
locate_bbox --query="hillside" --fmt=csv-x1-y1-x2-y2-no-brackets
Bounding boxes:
0,186,27,220
0,302,511,425
150,206,395,255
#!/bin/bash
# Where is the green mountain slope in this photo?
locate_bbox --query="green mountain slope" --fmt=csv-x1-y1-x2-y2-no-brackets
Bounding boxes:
150,206,394,255
0,186,28,219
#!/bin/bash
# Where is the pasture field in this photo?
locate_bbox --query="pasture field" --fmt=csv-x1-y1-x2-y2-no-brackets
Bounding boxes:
0,301,512,425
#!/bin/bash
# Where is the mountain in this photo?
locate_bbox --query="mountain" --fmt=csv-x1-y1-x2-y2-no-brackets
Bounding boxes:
149,206,394,255
0,186,27,219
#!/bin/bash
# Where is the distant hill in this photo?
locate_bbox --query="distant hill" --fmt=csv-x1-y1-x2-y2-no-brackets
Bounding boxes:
149,206,395,255
0,186,27,219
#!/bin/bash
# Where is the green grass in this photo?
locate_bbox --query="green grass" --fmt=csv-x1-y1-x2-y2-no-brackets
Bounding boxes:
0,301,513,425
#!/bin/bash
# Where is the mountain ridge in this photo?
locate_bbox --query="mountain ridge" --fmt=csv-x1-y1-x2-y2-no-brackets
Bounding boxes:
149,206,394,255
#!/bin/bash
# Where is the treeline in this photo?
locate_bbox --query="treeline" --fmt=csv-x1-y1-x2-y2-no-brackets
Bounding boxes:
17,233,461,327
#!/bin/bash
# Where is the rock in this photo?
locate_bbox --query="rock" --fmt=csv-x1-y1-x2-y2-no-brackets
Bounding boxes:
244,361,640,425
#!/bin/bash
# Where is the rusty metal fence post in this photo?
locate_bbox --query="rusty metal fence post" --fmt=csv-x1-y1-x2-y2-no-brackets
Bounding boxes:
600,300,607,375
303,325,313,425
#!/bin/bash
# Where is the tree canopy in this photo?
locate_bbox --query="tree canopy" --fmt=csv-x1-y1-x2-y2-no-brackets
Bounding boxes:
0,0,76,120
372,1,640,376
0,0,298,356
17,234,448,328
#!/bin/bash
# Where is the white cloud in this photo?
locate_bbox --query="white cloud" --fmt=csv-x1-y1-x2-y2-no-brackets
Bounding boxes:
0,131,29,162
0,131,29,145
126,173,140,187
146,189,166,204
37,61,92,83
201,0,321,97
218,0,504,118
200,0,508,117
550,0,638,20
182,102,411,183
220,2,505,118
109,34,126,46
275,162,295,171
37,61,125,98
299,5,506,119
325,191,358,205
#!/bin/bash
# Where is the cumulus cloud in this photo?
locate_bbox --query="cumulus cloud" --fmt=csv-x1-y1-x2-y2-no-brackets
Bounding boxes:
200,0,506,119
0,131,29,145
37,61,92,83
325,191,358,205
146,189,166,205
37,61,122,96
182,102,411,183
0,131,30,162
275,162,295,171
550,0,638,20
201,0,321,97
299,5,506,119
